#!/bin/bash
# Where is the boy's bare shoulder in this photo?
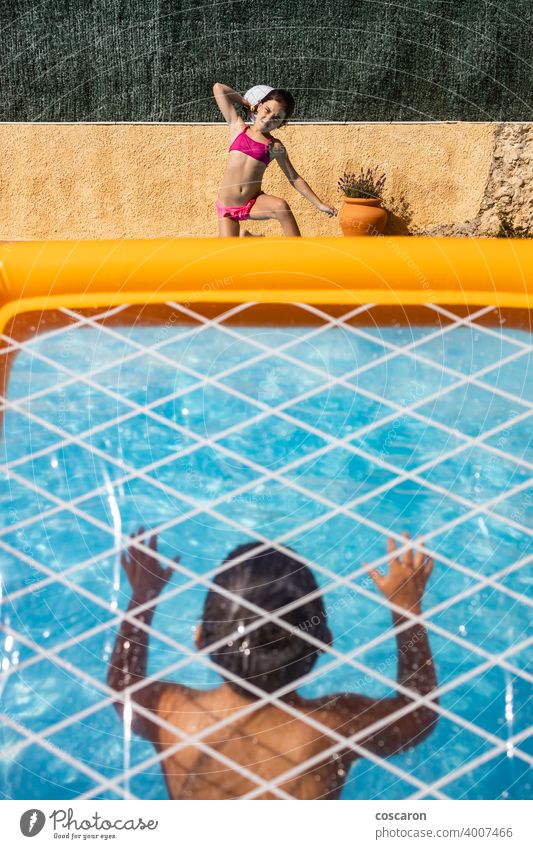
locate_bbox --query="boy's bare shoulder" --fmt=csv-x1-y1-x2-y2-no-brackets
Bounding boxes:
156,683,256,727
299,692,376,732
156,681,200,714
155,687,375,731
155,683,223,749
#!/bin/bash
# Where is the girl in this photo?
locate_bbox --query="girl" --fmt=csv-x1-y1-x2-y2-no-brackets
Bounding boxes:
213,82,337,237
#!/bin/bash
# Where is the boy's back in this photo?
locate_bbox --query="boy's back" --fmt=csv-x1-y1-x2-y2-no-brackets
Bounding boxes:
155,685,348,799
108,533,438,800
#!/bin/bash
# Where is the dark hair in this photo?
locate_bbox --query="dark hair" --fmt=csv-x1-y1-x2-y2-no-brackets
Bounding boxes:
199,543,329,699
259,88,295,125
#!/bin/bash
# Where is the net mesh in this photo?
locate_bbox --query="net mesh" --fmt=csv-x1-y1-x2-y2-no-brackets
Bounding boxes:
0,300,531,800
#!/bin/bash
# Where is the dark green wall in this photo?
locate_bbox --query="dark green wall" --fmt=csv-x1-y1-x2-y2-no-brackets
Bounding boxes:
1,0,531,121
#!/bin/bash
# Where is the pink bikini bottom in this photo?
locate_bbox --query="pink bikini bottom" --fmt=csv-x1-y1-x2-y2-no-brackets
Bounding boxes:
215,192,264,222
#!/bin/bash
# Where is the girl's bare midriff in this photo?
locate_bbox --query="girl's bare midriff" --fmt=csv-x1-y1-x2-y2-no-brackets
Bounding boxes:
217,149,268,206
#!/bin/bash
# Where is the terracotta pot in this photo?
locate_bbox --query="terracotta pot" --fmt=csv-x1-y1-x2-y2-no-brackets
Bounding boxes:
339,197,388,236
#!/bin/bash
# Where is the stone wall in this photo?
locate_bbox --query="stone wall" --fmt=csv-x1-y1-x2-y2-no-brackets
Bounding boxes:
0,123,530,240
425,123,533,237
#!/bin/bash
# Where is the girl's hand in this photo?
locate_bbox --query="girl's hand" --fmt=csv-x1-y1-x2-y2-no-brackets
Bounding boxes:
318,203,337,217
368,533,433,613
122,526,177,603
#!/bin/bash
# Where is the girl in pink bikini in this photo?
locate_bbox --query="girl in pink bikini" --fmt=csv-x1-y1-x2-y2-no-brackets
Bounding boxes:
213,82,337,237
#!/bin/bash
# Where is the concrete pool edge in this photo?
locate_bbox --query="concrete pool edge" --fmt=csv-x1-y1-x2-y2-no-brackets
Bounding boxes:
0,237,531,335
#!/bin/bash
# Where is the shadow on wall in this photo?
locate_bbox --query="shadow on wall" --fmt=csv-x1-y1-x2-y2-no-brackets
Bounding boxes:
383,194,414,235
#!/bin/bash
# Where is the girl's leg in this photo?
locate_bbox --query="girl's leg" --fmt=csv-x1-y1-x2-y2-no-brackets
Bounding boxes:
218,216,240,237
248,193,301,236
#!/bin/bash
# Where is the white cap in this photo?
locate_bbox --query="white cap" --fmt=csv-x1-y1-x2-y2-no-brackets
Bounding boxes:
244,85,274,121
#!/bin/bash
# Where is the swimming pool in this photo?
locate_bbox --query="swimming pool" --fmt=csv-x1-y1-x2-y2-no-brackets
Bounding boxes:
1,301,532,800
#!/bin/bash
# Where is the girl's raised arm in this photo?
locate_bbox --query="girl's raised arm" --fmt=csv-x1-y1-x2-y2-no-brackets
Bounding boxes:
212,82,247,126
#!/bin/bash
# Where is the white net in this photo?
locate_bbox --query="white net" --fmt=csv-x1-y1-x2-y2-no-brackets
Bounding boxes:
0,300,531,800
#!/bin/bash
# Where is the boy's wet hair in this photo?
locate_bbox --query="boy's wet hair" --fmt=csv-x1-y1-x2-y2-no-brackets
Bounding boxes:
259,88,295,125
199,543,329,699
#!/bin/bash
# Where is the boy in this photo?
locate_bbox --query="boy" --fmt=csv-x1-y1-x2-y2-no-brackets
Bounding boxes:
108,530,437,799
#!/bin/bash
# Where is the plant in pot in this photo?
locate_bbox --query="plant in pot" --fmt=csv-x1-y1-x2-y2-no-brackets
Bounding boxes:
338,167,388,236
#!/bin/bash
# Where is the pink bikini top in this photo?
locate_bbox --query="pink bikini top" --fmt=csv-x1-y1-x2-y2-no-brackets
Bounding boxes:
229,128,272,166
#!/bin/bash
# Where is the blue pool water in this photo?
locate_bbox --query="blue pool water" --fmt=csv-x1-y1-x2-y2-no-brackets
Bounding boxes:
0,307,532,800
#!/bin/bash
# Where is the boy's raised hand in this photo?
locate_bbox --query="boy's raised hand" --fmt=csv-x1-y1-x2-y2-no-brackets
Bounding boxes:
368,532,433,613
122,526,177,603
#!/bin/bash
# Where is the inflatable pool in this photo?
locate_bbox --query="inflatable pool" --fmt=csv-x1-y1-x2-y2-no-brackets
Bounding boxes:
1,237,531,801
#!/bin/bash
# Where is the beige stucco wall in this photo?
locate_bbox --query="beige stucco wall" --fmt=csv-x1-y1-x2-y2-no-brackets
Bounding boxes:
0,122,530,240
